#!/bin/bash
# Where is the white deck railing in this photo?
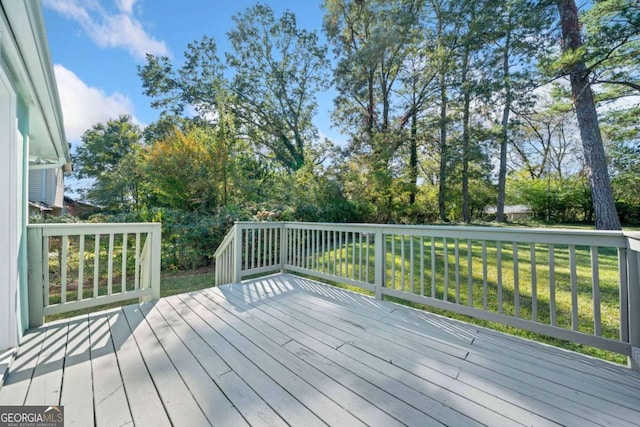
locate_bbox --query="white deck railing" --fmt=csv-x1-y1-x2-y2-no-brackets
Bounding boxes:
27,222,162,326
215,221,640,368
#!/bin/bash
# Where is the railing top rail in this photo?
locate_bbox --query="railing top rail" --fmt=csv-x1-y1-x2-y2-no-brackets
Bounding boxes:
214,224,237,258
234,221,629,247
27,222,162,236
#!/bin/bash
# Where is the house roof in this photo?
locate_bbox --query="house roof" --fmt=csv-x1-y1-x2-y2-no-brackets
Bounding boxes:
1,0,71,169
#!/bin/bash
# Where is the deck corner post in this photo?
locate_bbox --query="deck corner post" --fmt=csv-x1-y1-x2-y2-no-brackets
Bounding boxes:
625,234,640,370
150,223,162,300
233,223,243,283
27,226,44,328
374,227,384,300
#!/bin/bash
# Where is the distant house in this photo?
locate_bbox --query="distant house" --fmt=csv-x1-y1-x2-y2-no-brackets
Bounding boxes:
64,195,98,219
484,205,533,221
1,0,71,351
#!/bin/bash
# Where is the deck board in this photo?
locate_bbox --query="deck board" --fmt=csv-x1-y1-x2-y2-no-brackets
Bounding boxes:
60,317,94,427
1,273,640,426
107,309,170,427
120,304,211,426
88,312,133,427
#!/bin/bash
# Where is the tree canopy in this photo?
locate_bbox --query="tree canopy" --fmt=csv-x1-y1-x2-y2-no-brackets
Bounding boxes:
69,0,639,234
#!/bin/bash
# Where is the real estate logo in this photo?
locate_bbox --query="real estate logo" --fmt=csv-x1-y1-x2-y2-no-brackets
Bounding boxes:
0,406,64,427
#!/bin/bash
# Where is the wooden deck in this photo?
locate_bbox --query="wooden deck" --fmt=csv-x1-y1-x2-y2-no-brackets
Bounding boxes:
1,274,639,426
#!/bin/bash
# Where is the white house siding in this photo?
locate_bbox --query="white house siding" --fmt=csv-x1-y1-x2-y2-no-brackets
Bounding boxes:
0,0,71,351
0,59,20,351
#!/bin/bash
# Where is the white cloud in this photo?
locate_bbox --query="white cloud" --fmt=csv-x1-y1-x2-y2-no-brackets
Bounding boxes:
42,0,168,60
54,64,135,142
116,0,136,14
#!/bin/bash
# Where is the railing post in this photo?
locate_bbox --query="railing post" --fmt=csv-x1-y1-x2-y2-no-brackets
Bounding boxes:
233,223,243,283
626,233,640,370
374,227,384,300
27,226,44,328
150,223,162,300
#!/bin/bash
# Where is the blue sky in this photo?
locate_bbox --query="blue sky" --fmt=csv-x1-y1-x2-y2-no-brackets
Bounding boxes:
41,0,340,146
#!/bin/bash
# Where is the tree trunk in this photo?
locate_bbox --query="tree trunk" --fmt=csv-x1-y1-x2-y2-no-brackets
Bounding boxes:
557,0,621,230
496,12,512,223
438,73,448,222
461,44,471,224
409,111,418,206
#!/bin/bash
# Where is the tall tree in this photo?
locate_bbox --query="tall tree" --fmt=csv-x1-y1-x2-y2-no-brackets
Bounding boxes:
556,0,621,229
139,4,328,171
226,4,329,171
481,0,554,222
323,0,424,221
73,115,143,211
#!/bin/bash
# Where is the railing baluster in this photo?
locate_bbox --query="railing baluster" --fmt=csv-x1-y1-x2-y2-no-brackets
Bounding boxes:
569,245,578,331
454,238,460,304
244,229,249,271
420,236,425,296
391,235,396,289
249,229,254,270
352,232,357,280
530,243,537,322
591,246,601,336
359,232,363,281
443,238,449,301
338,231,343,276
409,236,414,294
61,235,68,304
122,233,128,293
259,228,263,268
320,230,324,273
302,229,307,269
497,241,503,314
134,233,140,290
108,233,114,296
513,243,520,318
482,240,487,310
78,235,85,301
313,229,317,271
467,239,472,307
400,235,405,292
549,245,557,326
93,234,100,298
365,233,370,283
430,237,436,298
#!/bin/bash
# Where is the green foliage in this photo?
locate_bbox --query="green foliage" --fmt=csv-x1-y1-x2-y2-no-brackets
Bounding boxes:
138,4,328,172
510,173,592,223
73,115,143,211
